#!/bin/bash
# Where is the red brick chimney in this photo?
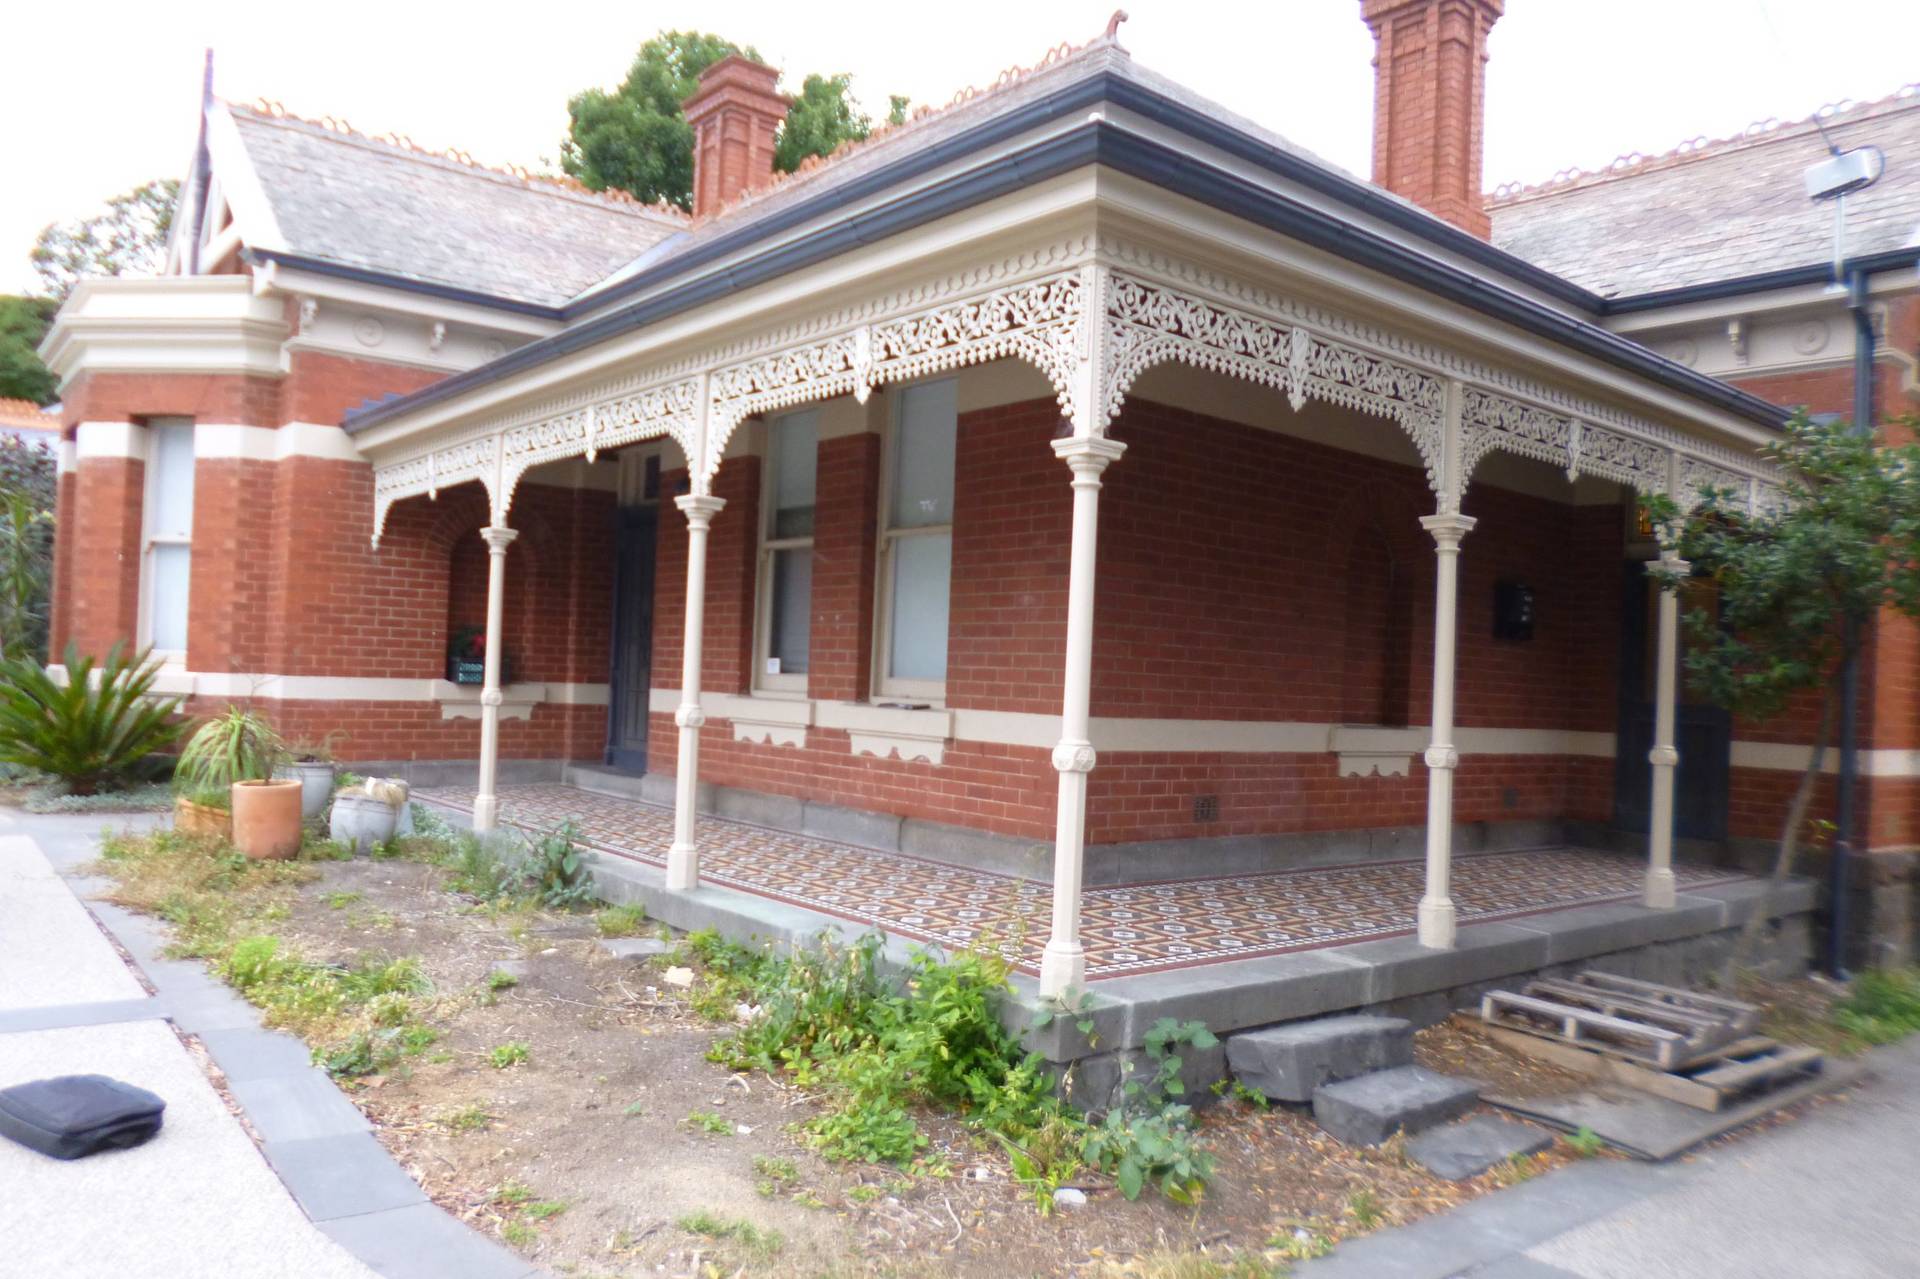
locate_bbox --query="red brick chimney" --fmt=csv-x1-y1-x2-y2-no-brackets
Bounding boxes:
1361,0,1503,238
682,55,789,220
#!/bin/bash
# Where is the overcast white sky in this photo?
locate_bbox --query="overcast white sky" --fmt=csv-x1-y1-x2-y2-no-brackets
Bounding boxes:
3,0,1915,294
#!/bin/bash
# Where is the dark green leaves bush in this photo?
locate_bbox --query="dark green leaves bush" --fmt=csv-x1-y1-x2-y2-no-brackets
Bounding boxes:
0,643,181,793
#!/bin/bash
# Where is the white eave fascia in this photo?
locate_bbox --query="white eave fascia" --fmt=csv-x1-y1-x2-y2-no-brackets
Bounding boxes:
257,264,559,339
204,100,286,255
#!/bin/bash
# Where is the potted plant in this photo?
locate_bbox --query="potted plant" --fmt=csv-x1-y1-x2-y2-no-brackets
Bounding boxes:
275,733,343,820
175,707,301,859
446,624,509,685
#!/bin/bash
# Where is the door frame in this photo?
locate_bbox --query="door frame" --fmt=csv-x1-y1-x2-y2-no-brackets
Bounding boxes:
605,504,658,772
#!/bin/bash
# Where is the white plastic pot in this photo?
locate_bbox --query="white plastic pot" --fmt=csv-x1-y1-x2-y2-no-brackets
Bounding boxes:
276,761,336,821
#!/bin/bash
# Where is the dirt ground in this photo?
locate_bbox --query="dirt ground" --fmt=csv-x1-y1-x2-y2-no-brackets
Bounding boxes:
216,855,1621,1278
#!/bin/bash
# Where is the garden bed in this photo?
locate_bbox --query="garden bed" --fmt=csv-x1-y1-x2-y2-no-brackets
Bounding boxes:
84,822,1739,1277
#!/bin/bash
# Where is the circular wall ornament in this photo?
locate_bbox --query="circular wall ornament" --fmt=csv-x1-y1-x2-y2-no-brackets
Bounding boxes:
482,339,506,361
353,317,386,347
1663,339,1698,367
1793,319,1830,355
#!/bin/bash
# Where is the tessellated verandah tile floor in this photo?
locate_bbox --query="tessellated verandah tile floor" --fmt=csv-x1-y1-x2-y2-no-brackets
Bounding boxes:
417,784,1747,980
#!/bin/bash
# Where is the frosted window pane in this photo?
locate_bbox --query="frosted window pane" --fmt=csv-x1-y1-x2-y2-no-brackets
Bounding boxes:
150,545,191,652
888,533,950,682
769,547,811,674
148,423,195,538
772,410,818,524
891,380,956,529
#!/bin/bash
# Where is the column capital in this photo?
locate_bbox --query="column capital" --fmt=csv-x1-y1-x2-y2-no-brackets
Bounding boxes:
675,493,726,526
1419,511,1477,546
1051,434,1127,476
1650,553,1691,577
1648,744,1680,768
480,525,518,552
674,705,708,729
1424,745,1459,771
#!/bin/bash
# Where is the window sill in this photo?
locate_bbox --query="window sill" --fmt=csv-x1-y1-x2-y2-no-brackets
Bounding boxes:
1326,725,1427,778
816,701,954,766
431,680,543,721
725,694,814,748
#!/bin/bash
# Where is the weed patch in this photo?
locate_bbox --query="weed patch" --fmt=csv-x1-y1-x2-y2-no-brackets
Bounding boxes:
595,902,648,937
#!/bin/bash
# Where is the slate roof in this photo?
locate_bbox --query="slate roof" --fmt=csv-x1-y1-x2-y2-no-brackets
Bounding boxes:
1489,86,1920,300
225,104,686,308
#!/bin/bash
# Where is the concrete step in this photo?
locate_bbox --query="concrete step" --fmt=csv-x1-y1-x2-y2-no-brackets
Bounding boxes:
1311,1065,1479,1146
1225,1013,1413,1102
1405,1114,1553,1180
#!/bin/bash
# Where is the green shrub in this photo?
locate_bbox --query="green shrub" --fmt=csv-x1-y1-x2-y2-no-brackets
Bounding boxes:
0,643,182,794
524,820,596,910
174,707,285,809
1834,968,1920,1046
441,833,521,902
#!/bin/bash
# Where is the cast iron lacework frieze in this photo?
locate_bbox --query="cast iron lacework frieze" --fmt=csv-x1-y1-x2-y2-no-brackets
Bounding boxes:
1099,272,1450,494
700,270,1087,488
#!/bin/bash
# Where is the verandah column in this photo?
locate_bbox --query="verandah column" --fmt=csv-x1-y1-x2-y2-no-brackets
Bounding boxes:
666,493,726,892
1645,552,1689,908
1417,510,1475,948
1039,435,1126,999
472,524,519,833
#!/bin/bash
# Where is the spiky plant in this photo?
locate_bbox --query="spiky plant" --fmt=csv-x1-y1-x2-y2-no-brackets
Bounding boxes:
0,644,183,794
174,706,286,809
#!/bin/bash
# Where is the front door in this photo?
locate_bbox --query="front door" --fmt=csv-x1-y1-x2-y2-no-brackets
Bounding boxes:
605,506,657,772
1613,563,1731,840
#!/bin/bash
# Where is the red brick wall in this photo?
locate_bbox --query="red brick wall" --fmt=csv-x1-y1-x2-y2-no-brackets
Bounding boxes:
809,432,880,702
62,372,283,428
67,458,143,657
283,352,446,426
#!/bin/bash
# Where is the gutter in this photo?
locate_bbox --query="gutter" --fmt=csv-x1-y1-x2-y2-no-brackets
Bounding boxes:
243,248,567,321
345,120,1784,436
1602,246,1920,314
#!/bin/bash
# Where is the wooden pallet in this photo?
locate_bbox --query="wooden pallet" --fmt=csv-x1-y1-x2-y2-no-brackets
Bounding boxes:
1470,970,1818,1111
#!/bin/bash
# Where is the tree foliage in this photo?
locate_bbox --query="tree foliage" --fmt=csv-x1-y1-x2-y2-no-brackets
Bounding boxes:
0,435,54,662
31,178,180,304
1649,411,1920,967
560,31,897,210
0,296,58,405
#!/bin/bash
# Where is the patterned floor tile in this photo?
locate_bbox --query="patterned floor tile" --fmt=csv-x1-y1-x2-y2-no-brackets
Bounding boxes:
417,784,1747,980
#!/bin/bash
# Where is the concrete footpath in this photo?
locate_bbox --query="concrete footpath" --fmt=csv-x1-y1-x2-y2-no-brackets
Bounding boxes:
1299,1035,1920,1278
0,809,540,1279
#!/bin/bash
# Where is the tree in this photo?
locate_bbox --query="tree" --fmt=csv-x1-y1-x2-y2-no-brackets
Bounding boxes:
1648,412,1920,970
0,435,54,662
0,296,58,405
560,31,892,210
30,178,179,304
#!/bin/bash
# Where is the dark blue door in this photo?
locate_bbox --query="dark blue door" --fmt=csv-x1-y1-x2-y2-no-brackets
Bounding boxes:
1613,563,1730,840
605,506,657,772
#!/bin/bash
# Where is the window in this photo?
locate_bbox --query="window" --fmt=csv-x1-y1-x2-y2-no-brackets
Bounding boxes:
755,408,817,692
875,379,957,700
142,419,195,657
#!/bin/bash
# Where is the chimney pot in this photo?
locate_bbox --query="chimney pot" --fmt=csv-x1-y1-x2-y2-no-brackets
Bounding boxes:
682,55,788,220
1360,0,1503,238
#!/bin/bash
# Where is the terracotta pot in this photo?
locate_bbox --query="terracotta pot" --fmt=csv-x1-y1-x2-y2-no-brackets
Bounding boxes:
231,778,304,860
174,796,232,840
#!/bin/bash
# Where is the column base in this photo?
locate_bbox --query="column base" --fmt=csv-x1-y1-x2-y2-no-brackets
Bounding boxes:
666,843,698,893
472,795,498,834
1417,895,1456,949
1644,867,1677,910
1038,940,1085,999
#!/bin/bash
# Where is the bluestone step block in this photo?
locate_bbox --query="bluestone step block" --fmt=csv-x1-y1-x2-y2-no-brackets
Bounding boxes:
1312,1065,1479,1146
1406,1114,1553,1180
1225,1013,1413,1101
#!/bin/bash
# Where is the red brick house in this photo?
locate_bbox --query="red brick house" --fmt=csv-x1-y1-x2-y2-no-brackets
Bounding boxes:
40,2,1920,996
